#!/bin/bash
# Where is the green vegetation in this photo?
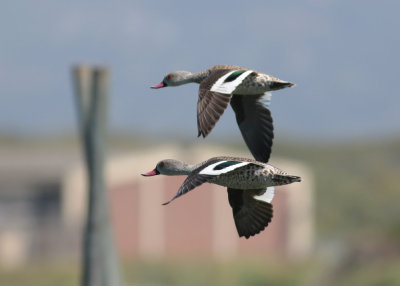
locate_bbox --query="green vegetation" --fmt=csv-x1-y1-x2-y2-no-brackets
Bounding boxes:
0,259,315,286
0,263,78,286
123,259,313,286
2,257,400,286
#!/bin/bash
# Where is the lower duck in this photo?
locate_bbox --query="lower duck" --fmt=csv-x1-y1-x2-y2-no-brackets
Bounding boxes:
142,156,301,239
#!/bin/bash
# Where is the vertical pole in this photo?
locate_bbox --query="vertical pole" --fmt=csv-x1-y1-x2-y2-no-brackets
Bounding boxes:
73,65,122,286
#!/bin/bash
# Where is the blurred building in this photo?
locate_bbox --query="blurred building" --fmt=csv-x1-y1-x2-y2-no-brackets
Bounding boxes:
0,144,314,268
0,146,78,268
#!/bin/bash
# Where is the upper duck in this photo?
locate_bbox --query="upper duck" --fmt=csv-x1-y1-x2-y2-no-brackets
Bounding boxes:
142,156,301,238
151,65,295,163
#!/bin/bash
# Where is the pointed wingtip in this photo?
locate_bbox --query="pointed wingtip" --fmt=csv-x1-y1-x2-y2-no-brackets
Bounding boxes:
162,198,174,205
197,130,208,138
162,191,183,205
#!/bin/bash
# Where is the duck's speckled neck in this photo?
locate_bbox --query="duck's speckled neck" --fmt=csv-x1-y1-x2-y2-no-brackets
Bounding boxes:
188,161,208,172
190,70,210,84
161,160,198,176
177,163,196,175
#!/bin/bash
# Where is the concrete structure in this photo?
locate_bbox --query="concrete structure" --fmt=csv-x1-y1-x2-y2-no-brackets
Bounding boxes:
0,145,80,268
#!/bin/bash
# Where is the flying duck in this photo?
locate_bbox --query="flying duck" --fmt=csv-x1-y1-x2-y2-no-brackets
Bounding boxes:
142,156,301,239
151,65,295,163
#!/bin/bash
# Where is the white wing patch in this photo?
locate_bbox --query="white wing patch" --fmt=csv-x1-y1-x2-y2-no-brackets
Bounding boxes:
254,187,275,203
210,70,254,94
199,161,250,176
259,92,272,108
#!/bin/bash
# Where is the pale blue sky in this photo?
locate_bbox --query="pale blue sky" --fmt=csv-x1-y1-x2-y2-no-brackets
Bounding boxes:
1,1,399,141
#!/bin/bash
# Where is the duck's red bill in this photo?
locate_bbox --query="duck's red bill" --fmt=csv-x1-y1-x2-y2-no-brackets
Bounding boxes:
151,82,165,89
141,169,159,176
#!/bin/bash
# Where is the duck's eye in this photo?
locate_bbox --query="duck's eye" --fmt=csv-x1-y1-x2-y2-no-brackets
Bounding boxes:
160,161,165,167
166,74,172,80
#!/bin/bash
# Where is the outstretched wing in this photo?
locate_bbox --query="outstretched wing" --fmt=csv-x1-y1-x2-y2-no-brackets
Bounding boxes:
163,158,253,205
227,187,275,239
197,89,231,137
162,173,214,205
230,93,274,163
197,69,254,138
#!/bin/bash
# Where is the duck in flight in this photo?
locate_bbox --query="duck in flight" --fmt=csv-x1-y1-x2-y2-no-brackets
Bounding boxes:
142,156,301,239
151,65,295,163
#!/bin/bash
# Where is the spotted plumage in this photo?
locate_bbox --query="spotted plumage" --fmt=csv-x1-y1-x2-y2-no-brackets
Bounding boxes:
142,156,301,239
151,65,295,163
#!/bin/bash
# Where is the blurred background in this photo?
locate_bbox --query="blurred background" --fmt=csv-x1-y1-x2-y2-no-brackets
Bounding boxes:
1,0,400,285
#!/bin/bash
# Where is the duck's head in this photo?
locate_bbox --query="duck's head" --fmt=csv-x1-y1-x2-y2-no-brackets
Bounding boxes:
151,71,193,88
141,159,190,176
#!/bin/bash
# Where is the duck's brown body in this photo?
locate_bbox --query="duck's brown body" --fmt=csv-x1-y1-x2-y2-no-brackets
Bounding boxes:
151,65,295,163
142,156,301,239
208,65,294,95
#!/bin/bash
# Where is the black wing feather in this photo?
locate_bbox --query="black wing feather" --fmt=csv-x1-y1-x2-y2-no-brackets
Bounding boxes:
230,95,274,163
227,188,274,239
